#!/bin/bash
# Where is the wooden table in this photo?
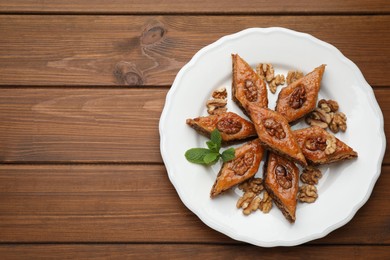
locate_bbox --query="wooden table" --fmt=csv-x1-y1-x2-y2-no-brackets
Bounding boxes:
0,1,389,258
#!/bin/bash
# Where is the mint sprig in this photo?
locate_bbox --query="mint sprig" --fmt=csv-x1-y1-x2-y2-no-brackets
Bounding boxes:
185,129,236,165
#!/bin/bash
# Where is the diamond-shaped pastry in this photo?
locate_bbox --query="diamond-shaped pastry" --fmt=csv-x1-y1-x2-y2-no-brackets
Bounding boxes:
186,112,257,143
247,104,307,166
210,139,264,197
276,65,326,123
264,152,299,223
232,54,268,115
293,126,358,165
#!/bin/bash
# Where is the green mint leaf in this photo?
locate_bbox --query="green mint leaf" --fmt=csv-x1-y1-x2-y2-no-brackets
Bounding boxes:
185,148,211,164
203,152,220,164
221,147,235,162
206,141,219,153
210,129,222,151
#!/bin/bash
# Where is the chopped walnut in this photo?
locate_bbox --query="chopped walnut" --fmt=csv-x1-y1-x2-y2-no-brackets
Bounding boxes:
269,74,285,94
329,112,347,133
206,99,227,115
286,70,304,85
236,191,261,215
318,99,339,113
259,191,273,213
207,87,227,115
256,63,274,82
300,167,322,185
238,177,263,195
325,134,337,155
298,185,318,203
212,86,227,99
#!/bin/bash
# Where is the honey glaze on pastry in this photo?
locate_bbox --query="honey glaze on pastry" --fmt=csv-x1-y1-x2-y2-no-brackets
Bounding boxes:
293,126,358,165
210,139,264,197
247,104,307,166
264,152,299,223
186,112,257,143
276,65,326,123
232,54,268,115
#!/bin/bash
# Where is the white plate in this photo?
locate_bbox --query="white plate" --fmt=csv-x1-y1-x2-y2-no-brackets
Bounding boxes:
159,27,386,247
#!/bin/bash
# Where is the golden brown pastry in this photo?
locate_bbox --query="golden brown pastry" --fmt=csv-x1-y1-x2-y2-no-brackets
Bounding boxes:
232,54,268,115
247,104,307,166
210,139,264,197
293,126,358,165
275,65,326,123
186,112,257,143
264,152,299,223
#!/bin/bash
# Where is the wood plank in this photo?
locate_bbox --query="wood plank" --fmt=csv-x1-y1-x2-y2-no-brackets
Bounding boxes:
0,88,389,163
0,88,164,163
0,164,388,244
0,245,389,259
0,15,388,86
0,0,388,14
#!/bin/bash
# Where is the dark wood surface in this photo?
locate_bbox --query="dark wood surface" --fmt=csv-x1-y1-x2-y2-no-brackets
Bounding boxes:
0,1,389,259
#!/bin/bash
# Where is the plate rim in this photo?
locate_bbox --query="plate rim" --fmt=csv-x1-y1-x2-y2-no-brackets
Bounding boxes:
159,27,386,247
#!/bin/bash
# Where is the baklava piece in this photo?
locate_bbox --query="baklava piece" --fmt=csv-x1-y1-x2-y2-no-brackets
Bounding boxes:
186,112,257,143
275,65,326,123
264,152,299,223
293,126,358,165
232,54,268,115
210,139,264,197
247,104,307,166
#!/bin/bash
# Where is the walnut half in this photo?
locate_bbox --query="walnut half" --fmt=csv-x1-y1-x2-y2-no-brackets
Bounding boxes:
256,63,274,82
216,117,242,134
286,70,304,85
258,190,273,213
300,167,322,185
289,85,307,109
275,165,292,189
236,191,261,215
329,112,347,133
325,134,337,155
269,74,285,94
263,118,286,139
207,87,228,115
298,184,318,203
238,177,263,194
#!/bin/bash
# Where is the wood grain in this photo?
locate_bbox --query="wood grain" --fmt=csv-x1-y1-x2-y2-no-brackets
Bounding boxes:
0,164,388,244
0,15,388,86
0,88,389,163
0,0,389,14
0,244,389,259
0,88,164,163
